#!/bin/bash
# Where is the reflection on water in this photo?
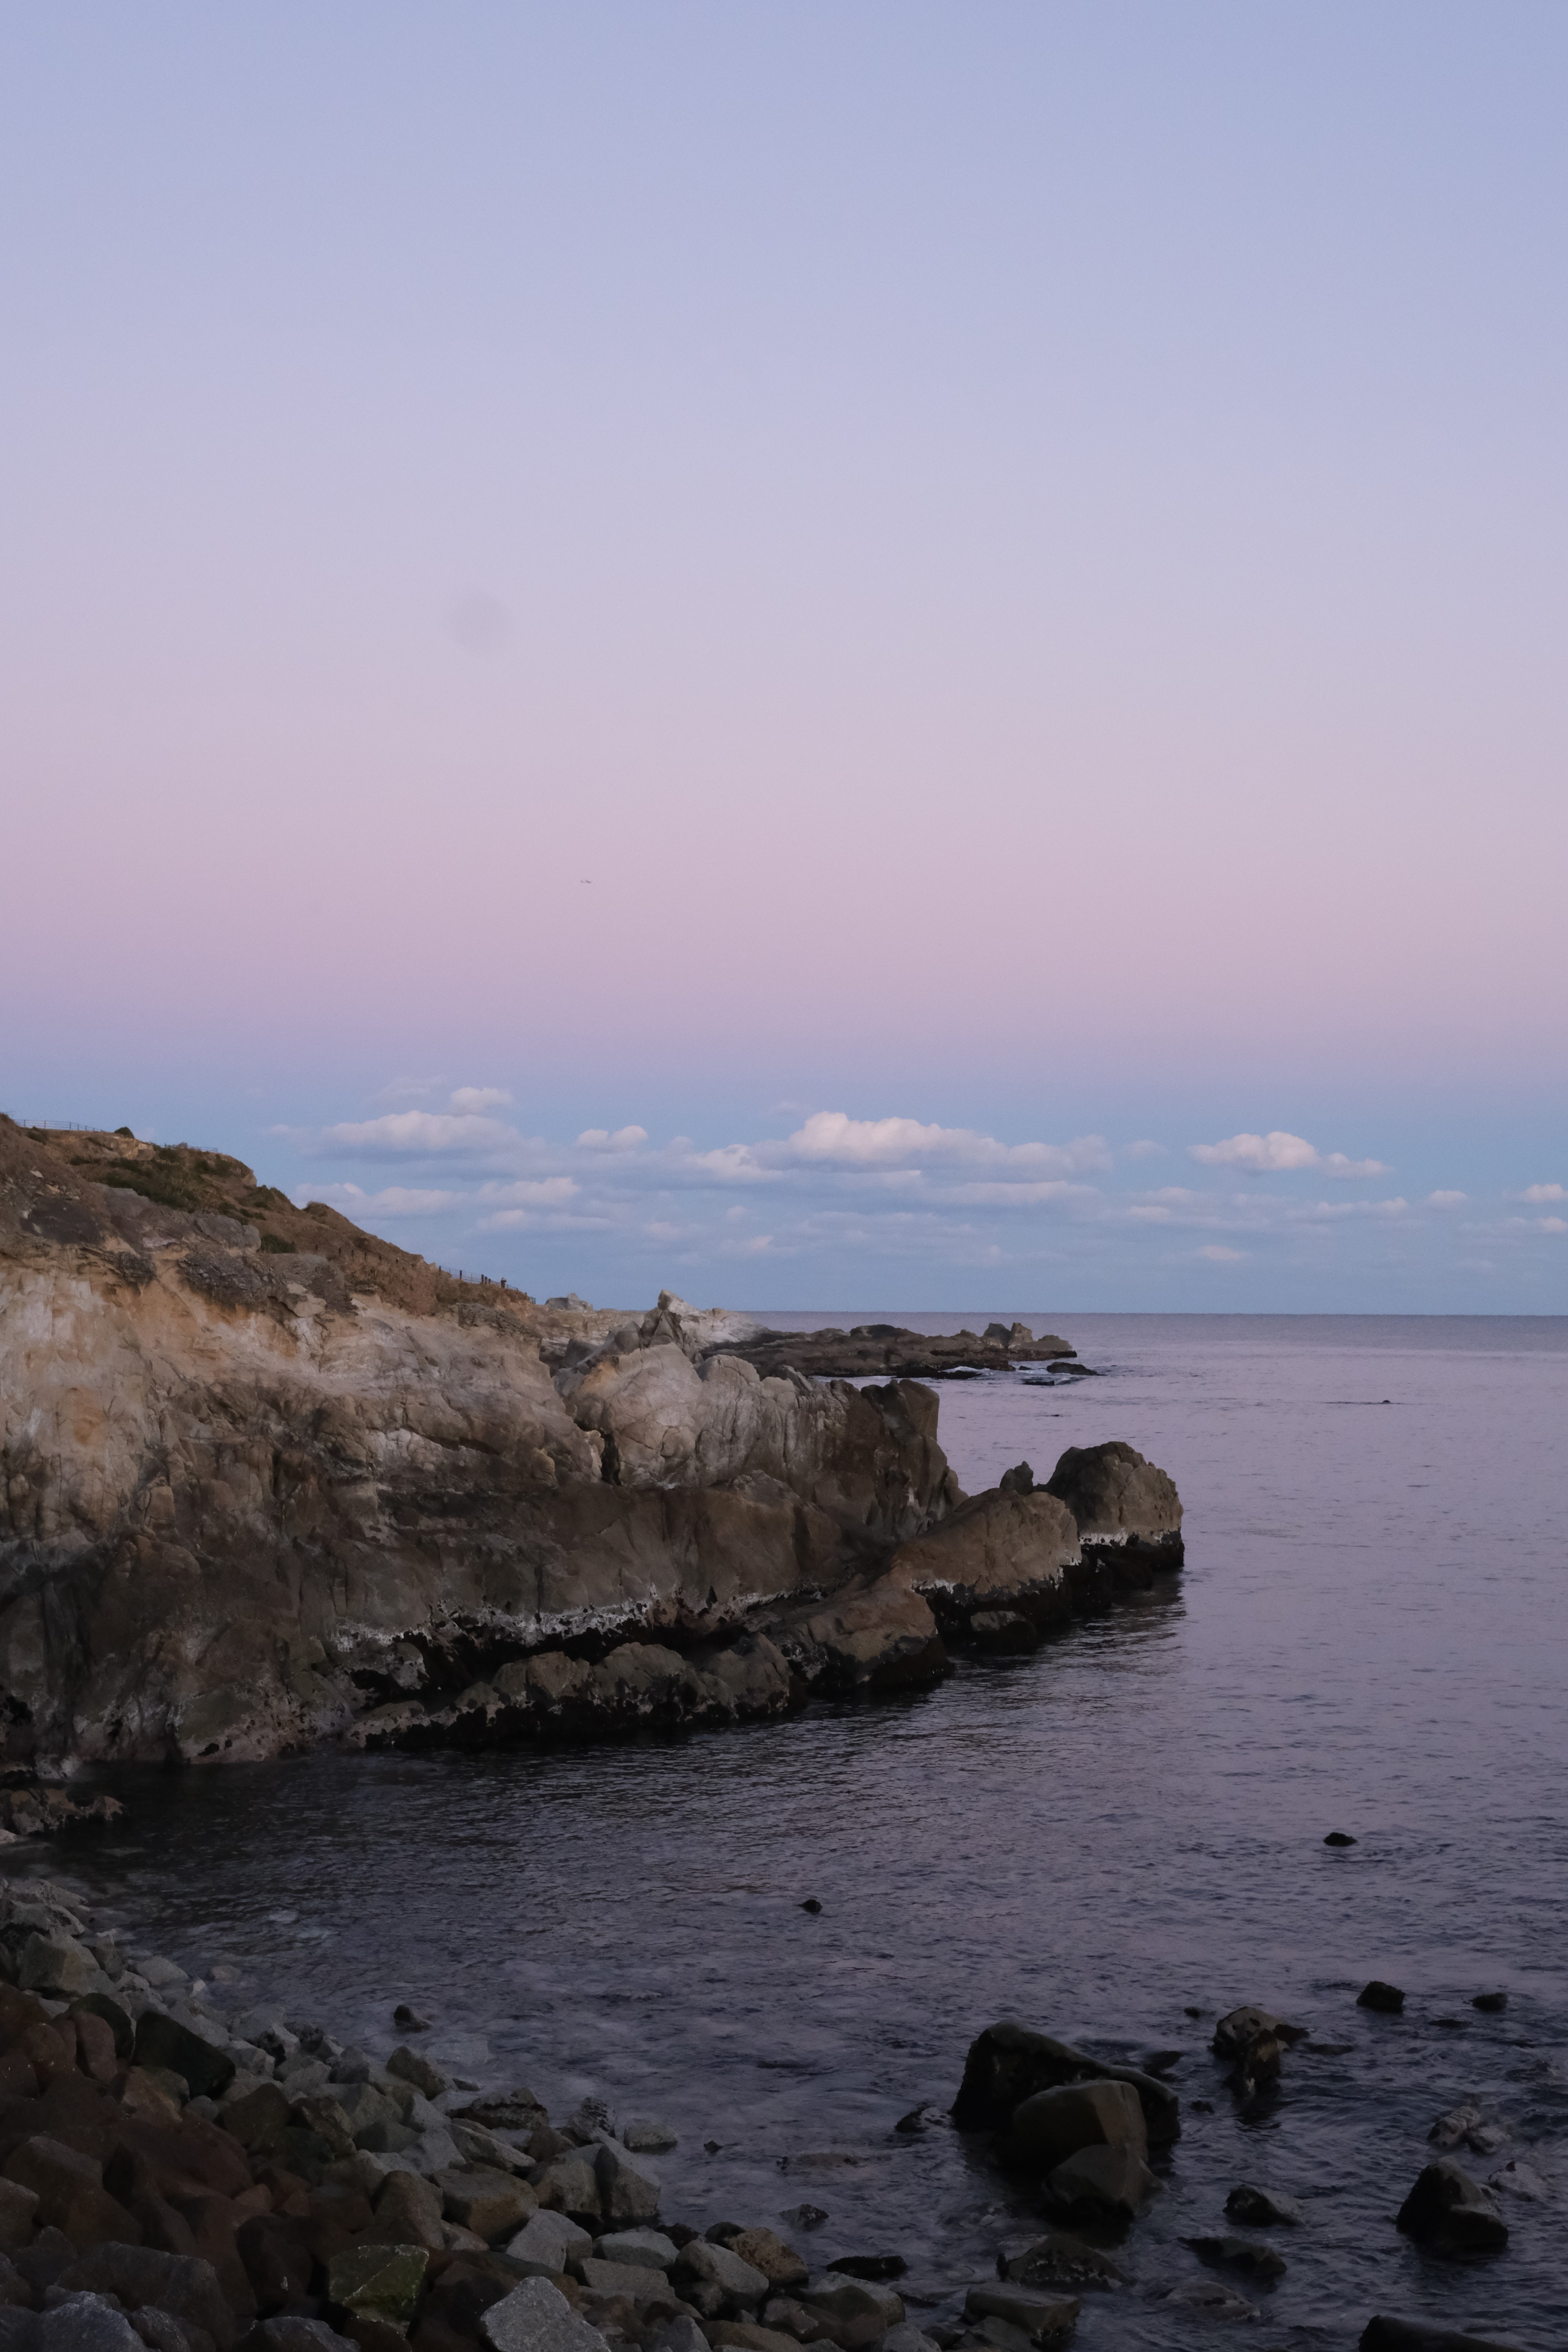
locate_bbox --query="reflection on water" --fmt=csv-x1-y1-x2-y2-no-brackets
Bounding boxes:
28,1318,1568,2348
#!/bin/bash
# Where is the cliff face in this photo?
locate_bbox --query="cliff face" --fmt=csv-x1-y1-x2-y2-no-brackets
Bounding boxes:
0,1119,1180,1780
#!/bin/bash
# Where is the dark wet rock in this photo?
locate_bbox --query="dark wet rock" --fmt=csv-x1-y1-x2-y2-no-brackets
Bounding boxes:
1487,2159,1550,2203
1151,2276,1257,2321
1324,1831,1358,1846
776,2210,827,2234
1182,2235,1285,2283
952,2022,1181,2145
960,2288,1077,2345
799,1902,822,1917
1004,2082,1146,2173
714,1328,1074,1383
965,1612,1038,1653
1359,2320,1525,2351
131,2017,235,2103
1223,2185,1302,2227
1001,2234,1125,2292
1396,2159,1508,2257
391,2006,429,2033
1043,2145,1159,2221
53,2254,235,2350
997,1465,1034,1496
1211,2008,1306,2058
893,2106,943,2136
1357,1980,1406,2014
820,2257,903,2283
619,2118,677,2154
1470,1993,1507,2013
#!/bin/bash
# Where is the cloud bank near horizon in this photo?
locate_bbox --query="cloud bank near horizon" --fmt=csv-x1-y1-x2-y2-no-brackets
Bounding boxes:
267,1088,1562,1304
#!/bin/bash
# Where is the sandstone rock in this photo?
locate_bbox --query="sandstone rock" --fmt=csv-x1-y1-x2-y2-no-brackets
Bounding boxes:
1005,2081,1147,2172
1396,2160,1508,2256
480,2279,609,2352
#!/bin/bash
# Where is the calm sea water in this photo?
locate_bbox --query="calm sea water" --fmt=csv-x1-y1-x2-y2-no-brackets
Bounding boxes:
25,1317,1568,2349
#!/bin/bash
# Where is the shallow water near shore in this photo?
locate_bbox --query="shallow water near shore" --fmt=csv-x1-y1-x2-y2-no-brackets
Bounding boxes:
26,1316,1568,2348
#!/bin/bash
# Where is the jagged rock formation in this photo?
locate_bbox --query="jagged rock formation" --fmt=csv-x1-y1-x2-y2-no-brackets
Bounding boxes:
712,1321,1078,1380
0,1119,1182,1777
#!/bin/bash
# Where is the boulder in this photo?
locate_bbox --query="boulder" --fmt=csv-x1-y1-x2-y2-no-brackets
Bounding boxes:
0,2185,39,2253
1396,2161,1508,2257
1210,2008,1305,2059
966,1612,1039,1653
131,2018,235,2103
533,2159,600,2228
1183,2235,1286,2282
1357,1981,1406,2015
591,2145,658,2229
961,2288,1078,2343
1152,2277,1256,2321
54,2249,236,2348
671,2241,767,2315
1043,1443,1182,1557
433,2167,536,2243
951,2021,1180,2145
794,2274,904,2347
575,2260,674,2309
480,2279,611,2352
363,2171,445,2253
506,2214,593,2277
704,2231,806,2289
1005,2081,1146,2172
326,2244,428,2329
1001,2235,1124,2292
888,1491,1079,1630
618,2120,676,2155
1044,2144,1160,2220
1223,2184,1302,2227
18,1939,100,2000
592,2229,678,2271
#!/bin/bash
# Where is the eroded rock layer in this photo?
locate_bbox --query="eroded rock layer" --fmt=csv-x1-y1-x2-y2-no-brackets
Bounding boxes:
0,1120,1182,1777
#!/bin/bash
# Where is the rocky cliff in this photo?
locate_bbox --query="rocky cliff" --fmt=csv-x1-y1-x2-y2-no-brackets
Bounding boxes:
0,1119,1182,1779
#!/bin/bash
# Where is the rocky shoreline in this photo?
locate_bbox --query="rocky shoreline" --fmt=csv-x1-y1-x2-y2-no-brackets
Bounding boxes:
0,1121,1180,1782
0,1877,1531,2352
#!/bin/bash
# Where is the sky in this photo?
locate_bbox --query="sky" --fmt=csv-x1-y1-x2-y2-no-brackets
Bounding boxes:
4,4,1567,1310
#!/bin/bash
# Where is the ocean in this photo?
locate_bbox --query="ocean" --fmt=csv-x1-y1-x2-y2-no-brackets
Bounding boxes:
23,1316,1568,2348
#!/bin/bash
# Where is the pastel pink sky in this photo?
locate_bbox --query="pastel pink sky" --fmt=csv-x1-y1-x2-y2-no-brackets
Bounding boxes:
4,5,1566,1305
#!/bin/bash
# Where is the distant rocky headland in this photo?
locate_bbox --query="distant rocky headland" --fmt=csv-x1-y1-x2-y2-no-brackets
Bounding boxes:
0,1120,1182,1786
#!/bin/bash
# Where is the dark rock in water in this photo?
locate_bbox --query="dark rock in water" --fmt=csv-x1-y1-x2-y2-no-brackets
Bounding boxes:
827,2258,906,2282
1211,2007,1307,2058
1182,2234,1286,2282
1358,1980,1406,2014
997,1464,1034,1496
966,1611,1038,1653
1043,1442,1184,1565
952,2021,1181,2146
392,2004,430,2033
1006,2082,1147,2173
1138,2050,1183,2076
1359,2319,1526,2350
1151,2278,1257,2321
1223,2184,1303,2227
962,2285,1079,2343
1324,1831,1358,1846
1396,2159,1509,2257
778,2208,828,2232
1044,2144,1160,2221
799,1900,822,1916
1227,2031,1283,2100
1471,1991,1508,2013
1001,2234,1125,2292
893,2106,944,2136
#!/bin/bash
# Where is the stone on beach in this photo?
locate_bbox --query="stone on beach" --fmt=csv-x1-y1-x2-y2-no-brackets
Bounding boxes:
591,2145,659,2229
506,2215,593,2277
480,2279,610,2352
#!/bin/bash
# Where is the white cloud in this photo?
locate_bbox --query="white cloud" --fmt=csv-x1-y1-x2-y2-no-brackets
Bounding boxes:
1542,1217,1568,1234
1521,1182,1566,1203
773,1110,1112,1175
449,1086,513,1114
1124,1139,1165,1160
476,1177,580,1208
1425,1190,1468,1207
1198,1244,1246,1261
294,1182,457,1217
317,1111,520,1157
1190,1130,1388,1178
576,1125,649,1151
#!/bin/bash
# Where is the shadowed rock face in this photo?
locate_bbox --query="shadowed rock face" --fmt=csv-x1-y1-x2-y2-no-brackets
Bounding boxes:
0,1117,1183,1777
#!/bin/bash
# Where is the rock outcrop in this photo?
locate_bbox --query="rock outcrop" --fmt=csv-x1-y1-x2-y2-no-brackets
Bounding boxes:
0,1119,1182,1777
711,1324,1077,1382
